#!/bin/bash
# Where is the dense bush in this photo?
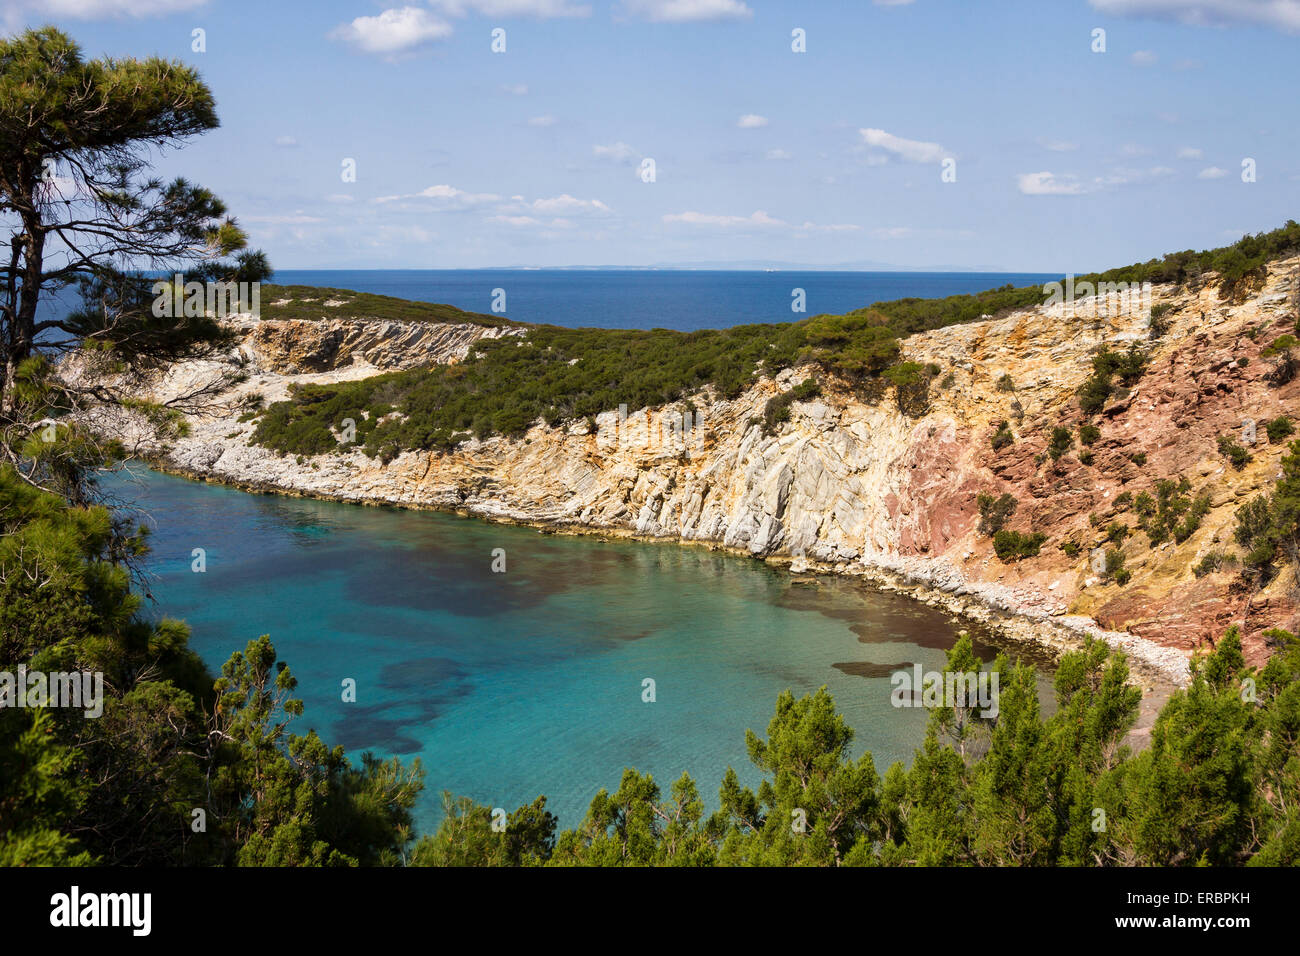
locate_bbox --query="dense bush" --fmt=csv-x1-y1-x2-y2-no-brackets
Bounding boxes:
1136,477,1211,546
1234,440,1300,580
1266,415,1296,443
1218,434,1252,470
1079,346,1148,416
977,491,1018,535
990,420,1014,451
761,378,821,435
993,529,1046,561
1048,426,1073,461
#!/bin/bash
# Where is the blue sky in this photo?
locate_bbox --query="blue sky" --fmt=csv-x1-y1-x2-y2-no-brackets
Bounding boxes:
9,0,1299,270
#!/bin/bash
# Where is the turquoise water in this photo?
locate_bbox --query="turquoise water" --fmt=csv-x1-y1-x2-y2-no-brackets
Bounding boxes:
107,466,1040,832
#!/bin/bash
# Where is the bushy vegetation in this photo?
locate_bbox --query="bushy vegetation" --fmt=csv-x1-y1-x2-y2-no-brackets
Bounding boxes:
1218,433,1252,470
976,491,1018,536
1149,302,1175,339
1048,425,1073,461
990,420,1014,451
249,222,1300,460
761,378,821,435
252,313,909,456
1234,439,1300,580
1133,477,1212,546
1266,415,1296,444
1079,346,1148,416
993,529,1046,561
1079,423,1101,445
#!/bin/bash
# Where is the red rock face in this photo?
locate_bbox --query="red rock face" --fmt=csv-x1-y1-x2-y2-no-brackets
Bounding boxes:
950,275,1300,667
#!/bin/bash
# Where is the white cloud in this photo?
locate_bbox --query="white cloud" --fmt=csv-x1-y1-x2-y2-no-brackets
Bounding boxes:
1130,49,1158,65
375,184,500,206
324,194,356,204
1120,143,1152,156
858,127,947,164
1040,138,1080,152
528,114,557,127
501,83,529,95
1198,166,1228,178
273,135,298,148
765,148,792,160
1089,0,1300,34
330,7,453,57
737,114,768,128
428,0,590,16
620,0,752,22
1177,146,1203,159
874,0,915,5
1017,171,1087,195
528,194,610,214
489,215,543,226
593,141,639,164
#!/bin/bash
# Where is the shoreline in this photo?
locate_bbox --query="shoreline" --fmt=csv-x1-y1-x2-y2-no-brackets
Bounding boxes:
143,454,1192,699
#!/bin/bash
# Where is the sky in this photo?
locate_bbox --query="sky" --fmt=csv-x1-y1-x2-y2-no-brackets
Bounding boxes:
7,0,1299,271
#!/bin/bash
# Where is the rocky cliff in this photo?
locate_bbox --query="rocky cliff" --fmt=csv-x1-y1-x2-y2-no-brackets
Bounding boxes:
73,259,1300,686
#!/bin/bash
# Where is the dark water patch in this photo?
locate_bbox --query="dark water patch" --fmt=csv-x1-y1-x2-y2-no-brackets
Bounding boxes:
832,661,913,679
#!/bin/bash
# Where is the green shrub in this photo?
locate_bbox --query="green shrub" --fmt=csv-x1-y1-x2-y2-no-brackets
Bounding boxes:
1079,450,1094,466
995,373,1015,392
762,378,821,436
1106,522,1129,545
1061,540,1081,557
1139,478,1210,546
1048,425,1073,461
1130,452,1148,466
1266,416,1296,443
882,361,935,416
977,491,1018,536
1217,434,1251,470
1079,424,1101,445
1193,551,1226,577
1079,346,1147,416
993,529,1046,561
991,421,1014,450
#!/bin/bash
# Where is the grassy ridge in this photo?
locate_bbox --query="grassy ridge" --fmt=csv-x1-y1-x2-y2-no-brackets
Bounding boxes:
250,221,1300,459
259,284,518,327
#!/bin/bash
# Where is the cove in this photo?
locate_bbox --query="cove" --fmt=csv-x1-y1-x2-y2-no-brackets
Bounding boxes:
106,465,1052,833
